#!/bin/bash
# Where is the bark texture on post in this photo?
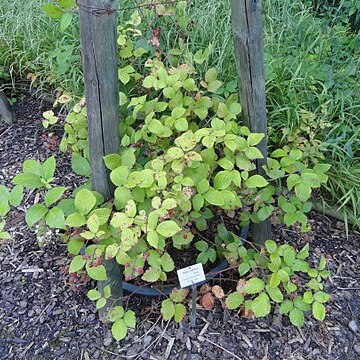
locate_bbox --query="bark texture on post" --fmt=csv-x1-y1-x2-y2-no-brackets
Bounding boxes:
231,0,271,245
78,0,122,312
0,91,16,124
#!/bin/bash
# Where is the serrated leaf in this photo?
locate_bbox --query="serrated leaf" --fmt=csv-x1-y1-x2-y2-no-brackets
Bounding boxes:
41,156,56,181
265,240,277,254
124,310,136,328
245,278,265,294
86,264,107,281
71,153,91,176
110,166,130,187
289,308,304,327
279,300,293,314
238,262,250,275
312,301,326,321
203,188,224,206
225,292,244,310
12,173,43,189
251,292,271,316
142,267,161,282
45,206,65,228
65,212,87,227
161,252,175,272
74,189,97,215
112,319,128,341
313,291,330,303
170,288,189,303
161,298,175,320
156,221,181,237
174,303,186,322
67,239,84,255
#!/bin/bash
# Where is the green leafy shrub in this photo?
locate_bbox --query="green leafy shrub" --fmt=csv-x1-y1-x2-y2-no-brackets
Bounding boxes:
0,9,332,341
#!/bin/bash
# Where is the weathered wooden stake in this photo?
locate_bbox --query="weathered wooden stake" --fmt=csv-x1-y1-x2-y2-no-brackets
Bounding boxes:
78,0,122,312
0,91,16,124
231,0,271,245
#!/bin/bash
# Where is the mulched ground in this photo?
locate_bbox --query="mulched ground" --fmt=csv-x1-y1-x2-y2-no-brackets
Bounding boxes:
0,94,359,360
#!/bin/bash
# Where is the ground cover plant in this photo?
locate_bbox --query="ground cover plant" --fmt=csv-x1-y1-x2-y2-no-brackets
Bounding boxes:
0,6,334,341
1,0,359,228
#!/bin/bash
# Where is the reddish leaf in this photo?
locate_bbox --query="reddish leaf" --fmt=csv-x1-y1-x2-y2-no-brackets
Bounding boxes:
201,292,215,310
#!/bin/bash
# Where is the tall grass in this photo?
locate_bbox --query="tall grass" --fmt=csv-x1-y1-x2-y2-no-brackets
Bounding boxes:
0,0,82,95
1,0,359,226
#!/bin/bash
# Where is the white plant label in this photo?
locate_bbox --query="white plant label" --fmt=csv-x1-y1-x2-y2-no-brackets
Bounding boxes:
177,263,206,288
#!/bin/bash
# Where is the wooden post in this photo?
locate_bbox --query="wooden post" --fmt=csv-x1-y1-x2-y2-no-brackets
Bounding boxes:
0,91,16,124
230,0,271,245
78,0,123,312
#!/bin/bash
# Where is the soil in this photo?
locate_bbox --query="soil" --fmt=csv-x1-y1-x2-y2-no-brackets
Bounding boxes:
0,93,360,360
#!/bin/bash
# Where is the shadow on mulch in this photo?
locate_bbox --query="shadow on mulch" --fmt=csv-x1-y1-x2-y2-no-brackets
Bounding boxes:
0,94,359,360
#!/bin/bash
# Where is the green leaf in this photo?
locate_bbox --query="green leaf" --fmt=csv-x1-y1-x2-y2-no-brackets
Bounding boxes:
303,291,313,304
87,214,99,233
69,255,86,273
289,308,304,327
147,231,159,248
225,292,244,310
67,239,84,255
65,212,87,227
114,187,132,210
265,240,277,254
108,306,125,322
295,182,312,202
0,201,10,217
45,186,68,207
245,278,265,294
161,253,175,272
238,262,250,275
247,133,264,146
96,298,106,309
87,289,101,301
170,288,189,303
45,207,65,228
41,156,56,181
9,185,24,206
214,171,232,190
86,264,107,281
203,189,224,206
287,174,301,190
195,240,208,252
313,291,330,303
103,154,122,170
269,273,281,288
105,244,119,259
74,189,97,215
156,221,181,237
42,4,63,18
112,319,128,341
58,0,76,8
142,267,162,282
110,166,130,186
279,300,293,314
26,204,48,227
12,173,43,189
312,301,326,321
161,298,175,320
60,12,73,31
174,303,186,322
245,175,269,188
71,153,91,176
124,310,136,328
251,293,271,317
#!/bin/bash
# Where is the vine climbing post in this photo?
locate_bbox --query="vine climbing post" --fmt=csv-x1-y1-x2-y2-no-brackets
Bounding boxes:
78,0,122,313
230,0,271,245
